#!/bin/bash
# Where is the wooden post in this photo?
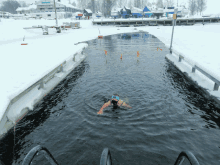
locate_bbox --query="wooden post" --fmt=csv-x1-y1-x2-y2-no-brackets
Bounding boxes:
39,81,44,90
214,83,219,91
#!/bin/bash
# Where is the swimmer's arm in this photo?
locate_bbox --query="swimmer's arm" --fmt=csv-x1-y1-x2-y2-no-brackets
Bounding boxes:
122,102,132,108
97,101,111,114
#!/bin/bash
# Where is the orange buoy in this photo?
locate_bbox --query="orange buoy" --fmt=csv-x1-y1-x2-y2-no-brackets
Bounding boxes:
104,50,107,55
160,48,162,51
120,54,122,59
137,51,140,57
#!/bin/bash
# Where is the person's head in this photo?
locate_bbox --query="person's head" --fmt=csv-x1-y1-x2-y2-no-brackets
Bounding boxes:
111,94,119,108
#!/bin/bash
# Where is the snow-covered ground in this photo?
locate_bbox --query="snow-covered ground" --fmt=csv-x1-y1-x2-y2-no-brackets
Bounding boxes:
1,18,220,132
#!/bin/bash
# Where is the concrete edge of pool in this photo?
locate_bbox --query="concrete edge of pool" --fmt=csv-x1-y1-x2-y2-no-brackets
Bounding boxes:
0,44,88,140
165,53,220,107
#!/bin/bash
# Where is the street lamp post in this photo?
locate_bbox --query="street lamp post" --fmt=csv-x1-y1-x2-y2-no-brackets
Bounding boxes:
53,0,58,26
170,8,178,54
53,0,61,33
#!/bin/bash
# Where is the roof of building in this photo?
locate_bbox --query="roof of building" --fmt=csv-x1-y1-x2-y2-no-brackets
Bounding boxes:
96,11,102,15
16,4,37,11
143,6,150,12
131,7,142,13
56,2,82,10
84,9,92,13
112,8,123,12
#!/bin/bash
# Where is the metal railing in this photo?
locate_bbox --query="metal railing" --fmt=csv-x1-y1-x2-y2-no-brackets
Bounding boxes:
174,50,220,91
21,146,112,165
174,151,200,165
0,50,83,133
20,146,200,165
22,145,59,165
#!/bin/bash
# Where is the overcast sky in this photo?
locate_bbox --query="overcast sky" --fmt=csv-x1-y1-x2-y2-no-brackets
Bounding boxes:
3,0,220,15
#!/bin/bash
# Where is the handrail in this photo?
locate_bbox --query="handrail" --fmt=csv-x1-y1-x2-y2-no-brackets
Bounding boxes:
21,147,202,165
100,148,112,165
174,50,220,91
0,160,5,165
174,151,200,165
1,59,68,125
22,145,59,165
1,60,66,123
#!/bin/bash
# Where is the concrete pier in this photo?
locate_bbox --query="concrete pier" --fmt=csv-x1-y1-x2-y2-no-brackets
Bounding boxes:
93,17,220,26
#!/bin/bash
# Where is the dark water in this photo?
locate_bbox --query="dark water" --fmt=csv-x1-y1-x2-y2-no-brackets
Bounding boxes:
1,33,220,165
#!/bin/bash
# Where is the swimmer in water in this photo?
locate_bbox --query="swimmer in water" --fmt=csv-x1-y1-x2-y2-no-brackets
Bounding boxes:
97,94,132,115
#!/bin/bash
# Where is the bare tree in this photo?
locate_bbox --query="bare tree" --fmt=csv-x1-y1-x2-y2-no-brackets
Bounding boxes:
141,0,148,8
72,1,76,6
0,0,21,14
197,0,207,15
134,0,141,8
156,0,163,8
77,0,89,9
188,0,197,15
147,2,152,7
102,0,116,17
128,0,133,8
164,0,174,7
95,0,101,12
91,0,95,13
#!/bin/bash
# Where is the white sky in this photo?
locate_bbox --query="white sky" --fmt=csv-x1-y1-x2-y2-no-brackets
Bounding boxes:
1,0,220,15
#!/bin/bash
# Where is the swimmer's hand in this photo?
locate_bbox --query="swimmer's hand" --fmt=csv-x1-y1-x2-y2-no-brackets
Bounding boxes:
97,110,103,115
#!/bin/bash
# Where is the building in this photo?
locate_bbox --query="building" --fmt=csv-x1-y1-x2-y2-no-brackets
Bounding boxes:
131,7,142,18
16,4,37,14
111,8,123,18
143,6,153,18
16,0,82,19
83,9,92,17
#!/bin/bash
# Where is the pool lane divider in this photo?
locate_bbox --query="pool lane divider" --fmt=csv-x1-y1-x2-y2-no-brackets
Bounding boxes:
0,44,88,140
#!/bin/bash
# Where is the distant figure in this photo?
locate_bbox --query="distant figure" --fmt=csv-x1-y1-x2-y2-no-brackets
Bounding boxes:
97,94,132,115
